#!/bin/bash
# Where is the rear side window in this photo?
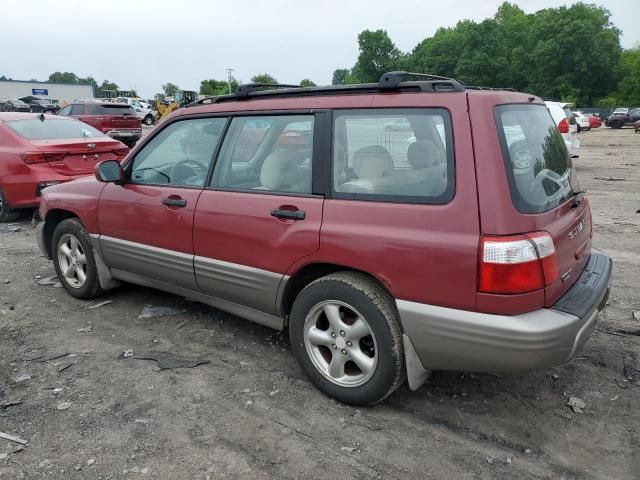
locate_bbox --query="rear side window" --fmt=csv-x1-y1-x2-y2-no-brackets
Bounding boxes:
86,104,135,116
496,104,581,214
6,119,104,139
332,109,454,203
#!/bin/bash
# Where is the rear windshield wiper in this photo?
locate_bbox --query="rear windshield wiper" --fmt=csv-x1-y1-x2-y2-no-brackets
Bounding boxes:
570,189,586,208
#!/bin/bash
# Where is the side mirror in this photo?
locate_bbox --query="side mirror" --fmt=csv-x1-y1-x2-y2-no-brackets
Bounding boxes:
95,160,125,184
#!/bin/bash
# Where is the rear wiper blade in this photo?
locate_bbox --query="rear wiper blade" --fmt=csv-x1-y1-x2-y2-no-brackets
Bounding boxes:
570,190,586,208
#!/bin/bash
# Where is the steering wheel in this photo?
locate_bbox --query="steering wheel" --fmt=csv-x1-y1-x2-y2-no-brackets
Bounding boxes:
170,159,208,185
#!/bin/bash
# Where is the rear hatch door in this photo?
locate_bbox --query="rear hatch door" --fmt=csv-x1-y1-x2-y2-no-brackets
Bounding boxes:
471,95,591,307
86,104,141,131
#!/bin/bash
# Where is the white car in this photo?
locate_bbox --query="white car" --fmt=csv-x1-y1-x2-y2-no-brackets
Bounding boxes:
572,111,591,132
545,101,579,158
116,97,156,126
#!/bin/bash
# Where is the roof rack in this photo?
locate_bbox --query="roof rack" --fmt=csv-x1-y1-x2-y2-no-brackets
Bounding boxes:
188,71,466,107
465,86,516,92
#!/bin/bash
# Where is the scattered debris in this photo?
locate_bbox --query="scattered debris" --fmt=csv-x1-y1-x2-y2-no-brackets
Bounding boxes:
486,457,495,464
610,395,619,402
552,374,559,382
138,305,186,319
76,324,93,333
506,457,512,464
0,400,23,408
524,448,532,455
56,401,72,410
615,378,630,389
132,351,209,369
593,176,626,182
567,396,586,414
87,300,114,309
75,464,82,471
340,447,357,453
269,390,279,396
3,279,9,284
121,349,135,359
31,352,69,363
0,431,28,445
14,374,31,383
134,419,151,424
58,362,76,373
8,226,23,233
245,400,253,407
37,276,57,286
633,311,640,321
87,458,95,466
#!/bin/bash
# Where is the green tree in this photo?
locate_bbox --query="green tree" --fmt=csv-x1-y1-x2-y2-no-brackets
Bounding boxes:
350,30,403,83
299,79,316,87
97,80,119,97
251,73,277,84
162,82,179,97
612,46,640,106
0,75,8,81
48,72,79,83
332,69,349,85
200,78,238,96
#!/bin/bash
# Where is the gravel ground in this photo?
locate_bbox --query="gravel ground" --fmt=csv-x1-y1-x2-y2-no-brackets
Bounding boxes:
0,127,638,479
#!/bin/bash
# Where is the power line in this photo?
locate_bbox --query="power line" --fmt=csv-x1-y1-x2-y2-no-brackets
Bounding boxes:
225,68,234,94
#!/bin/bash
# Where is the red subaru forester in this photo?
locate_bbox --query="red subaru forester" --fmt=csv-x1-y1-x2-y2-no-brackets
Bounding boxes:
35,72,612,405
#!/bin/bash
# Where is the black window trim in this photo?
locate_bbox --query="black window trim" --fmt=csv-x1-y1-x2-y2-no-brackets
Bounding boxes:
327,107,456,205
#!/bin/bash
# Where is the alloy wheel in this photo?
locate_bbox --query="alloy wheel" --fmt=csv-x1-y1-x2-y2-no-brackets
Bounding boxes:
57,233,88,288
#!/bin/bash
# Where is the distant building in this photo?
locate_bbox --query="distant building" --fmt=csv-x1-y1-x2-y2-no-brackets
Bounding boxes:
0,79,95,105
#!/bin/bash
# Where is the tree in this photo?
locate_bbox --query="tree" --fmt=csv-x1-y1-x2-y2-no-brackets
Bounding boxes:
332,69,349,85
350,30,404,83
200,78,238,96
96,80,119,97
162,82,179,97
612,46,640,106
48,72,79,83
0,75,7,81
299,79,316,87
251,73,277,84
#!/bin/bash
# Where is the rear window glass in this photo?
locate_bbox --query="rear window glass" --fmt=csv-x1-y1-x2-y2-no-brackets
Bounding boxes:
85,104,135,116
332,109,454,203
496,104,581,214
6,118,104,140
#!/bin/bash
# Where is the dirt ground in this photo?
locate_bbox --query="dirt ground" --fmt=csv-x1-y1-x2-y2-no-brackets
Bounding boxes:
1,127,638,480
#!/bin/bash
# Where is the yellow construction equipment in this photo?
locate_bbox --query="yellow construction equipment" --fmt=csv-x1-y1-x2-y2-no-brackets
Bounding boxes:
155,90,197,122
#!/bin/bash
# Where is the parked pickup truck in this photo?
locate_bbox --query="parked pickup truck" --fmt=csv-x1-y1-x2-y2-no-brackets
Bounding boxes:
605,108,640,128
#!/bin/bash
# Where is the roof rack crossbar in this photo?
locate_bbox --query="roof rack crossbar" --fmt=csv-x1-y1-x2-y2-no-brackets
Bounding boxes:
378,71,462,90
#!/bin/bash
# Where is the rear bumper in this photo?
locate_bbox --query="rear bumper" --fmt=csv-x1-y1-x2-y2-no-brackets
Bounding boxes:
399,250,612,376
2,169,90,209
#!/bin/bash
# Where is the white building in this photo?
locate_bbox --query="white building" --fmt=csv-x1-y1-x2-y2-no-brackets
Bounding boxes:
0,79,95,105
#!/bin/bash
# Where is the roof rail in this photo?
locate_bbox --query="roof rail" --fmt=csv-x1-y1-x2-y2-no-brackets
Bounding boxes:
187,71,466,107
378,71,461,89
465,85,517,92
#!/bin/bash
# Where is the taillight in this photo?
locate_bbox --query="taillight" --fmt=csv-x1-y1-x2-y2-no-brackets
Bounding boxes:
20,152,66,164
558,118,569,134
112,147,129,156
479,232,559,294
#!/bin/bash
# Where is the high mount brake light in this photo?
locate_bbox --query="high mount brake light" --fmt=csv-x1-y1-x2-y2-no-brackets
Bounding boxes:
479,232,559,294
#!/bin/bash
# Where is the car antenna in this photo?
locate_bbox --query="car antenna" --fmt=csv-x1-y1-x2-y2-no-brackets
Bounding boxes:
38,113,45,122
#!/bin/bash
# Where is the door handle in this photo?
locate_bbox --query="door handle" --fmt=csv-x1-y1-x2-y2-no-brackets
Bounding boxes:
162,197,187,208
271,209,305,220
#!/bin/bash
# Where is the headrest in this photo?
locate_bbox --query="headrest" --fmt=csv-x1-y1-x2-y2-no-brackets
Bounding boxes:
407,140,445,168
352,145,393,178
260,149,308,190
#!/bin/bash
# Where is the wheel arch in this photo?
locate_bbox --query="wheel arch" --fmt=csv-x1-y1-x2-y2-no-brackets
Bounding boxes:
42,209,81,258
281,262,395,318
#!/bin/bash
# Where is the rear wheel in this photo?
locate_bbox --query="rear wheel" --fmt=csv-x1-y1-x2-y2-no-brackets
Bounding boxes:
289,272,404,406
610,120,623,129
0,188,21,223
52,218,104,299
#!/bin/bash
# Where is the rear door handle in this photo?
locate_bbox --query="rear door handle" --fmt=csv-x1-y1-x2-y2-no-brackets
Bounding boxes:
162,198,187,208
271,209,305,220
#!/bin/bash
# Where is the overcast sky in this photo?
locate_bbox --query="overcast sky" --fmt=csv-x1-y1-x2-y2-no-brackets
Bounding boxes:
1,0,638,98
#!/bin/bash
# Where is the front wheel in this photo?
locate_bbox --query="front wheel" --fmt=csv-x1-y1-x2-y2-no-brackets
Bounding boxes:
143,115,154,126
289,272,404,406
52,218,104,299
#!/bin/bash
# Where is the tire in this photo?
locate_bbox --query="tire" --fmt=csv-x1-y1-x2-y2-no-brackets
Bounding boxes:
52,218,104,299
0,188,21,223
143,115,154,126
289,272,404,406
611,120,623,129
576,125,581,133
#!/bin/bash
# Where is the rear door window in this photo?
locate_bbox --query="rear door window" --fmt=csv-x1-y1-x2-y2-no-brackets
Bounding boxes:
332,109,454,203
496,104,581,214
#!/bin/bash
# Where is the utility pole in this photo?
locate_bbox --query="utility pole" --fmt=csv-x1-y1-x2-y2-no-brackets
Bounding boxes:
225,68,234,94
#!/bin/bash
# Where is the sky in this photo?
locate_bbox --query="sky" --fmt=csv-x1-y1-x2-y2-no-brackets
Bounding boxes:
1,0,638,98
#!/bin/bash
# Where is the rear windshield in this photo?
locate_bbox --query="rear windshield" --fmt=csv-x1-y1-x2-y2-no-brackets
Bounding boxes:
85,104,135,116
6,118,104,139
496,104,581,214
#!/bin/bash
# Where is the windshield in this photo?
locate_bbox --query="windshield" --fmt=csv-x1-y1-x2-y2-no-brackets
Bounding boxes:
496,104,581,214
6,118,105,139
